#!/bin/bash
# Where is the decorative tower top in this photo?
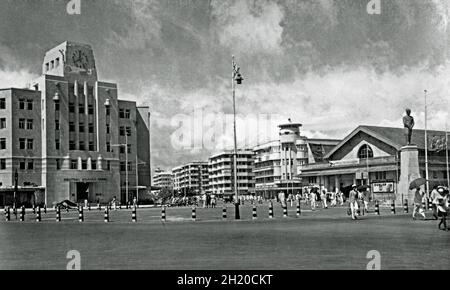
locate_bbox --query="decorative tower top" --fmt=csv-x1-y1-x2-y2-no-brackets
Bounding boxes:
42,41,97,81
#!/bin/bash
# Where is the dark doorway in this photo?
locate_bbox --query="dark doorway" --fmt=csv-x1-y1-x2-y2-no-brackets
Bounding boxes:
76,183,90,202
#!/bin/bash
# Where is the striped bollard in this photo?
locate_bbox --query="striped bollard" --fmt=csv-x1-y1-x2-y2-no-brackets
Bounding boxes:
43,204,47,214
422,199,426,210
36,206,41,222
403,199,409,214
391,201,396,215
78,206,84,223
132,206,137,223
375,200,380,216
296,201,301,217
161,206,166,222
104,207,109,223
191,207,196,222
428,198,433,211
20,206,25,222
252,205,257,220
5,207,10,222
222,206,227,220
269,202,274,219
32,204,36,214
56,206,61,222
283,205,288,218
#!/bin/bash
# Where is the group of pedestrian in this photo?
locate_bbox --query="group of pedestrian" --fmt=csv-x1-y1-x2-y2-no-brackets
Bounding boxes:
348,185,371,220
412,186,449,230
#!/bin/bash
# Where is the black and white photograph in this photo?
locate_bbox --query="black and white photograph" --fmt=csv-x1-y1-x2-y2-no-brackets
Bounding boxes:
0,0,449,275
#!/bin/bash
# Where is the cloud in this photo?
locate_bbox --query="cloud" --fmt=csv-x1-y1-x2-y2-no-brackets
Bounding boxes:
0,69,38,89
211,0,284,54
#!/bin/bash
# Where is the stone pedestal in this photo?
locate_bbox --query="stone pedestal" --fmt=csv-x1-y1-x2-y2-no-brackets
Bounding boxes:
397,145,421,205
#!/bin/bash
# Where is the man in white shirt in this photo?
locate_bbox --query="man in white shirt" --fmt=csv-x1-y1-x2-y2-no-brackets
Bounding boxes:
430,186,442,220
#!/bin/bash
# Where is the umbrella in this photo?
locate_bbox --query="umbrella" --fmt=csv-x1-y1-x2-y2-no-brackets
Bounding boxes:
409,178,427,190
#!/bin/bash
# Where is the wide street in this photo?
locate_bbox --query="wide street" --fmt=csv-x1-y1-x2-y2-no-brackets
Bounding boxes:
0,203,448,270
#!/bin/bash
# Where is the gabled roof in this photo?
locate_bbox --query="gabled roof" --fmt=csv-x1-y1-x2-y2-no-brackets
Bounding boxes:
324,125,448,159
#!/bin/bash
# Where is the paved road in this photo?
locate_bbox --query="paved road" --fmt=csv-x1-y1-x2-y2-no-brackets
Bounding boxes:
0,204,448,270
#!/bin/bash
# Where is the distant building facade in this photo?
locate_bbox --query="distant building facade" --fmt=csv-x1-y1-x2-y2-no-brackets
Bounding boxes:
253,122,340,198
0,41,151,207
172,162,209,195
208,150,255,196
300,125,449,200
153,168,173,189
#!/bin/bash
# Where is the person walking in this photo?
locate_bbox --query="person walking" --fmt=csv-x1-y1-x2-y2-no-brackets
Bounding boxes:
320,189,328,209
339,190,344,206
412,187,426,220
437,189,449,231
112,196,117,211
330,190,337,207
211,194,216,208
278,191,287,209
310,190,316,210
349,185,359,220
430,186,441,220
362,190,370,214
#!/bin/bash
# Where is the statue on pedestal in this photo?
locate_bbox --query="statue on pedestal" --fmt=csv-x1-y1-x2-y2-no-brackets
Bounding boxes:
403,109,415,146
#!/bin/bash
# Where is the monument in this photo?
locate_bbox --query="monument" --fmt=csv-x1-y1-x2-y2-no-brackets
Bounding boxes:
397,109,421,205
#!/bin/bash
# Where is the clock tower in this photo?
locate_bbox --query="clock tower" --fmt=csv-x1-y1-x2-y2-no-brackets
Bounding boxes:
42,41,98,81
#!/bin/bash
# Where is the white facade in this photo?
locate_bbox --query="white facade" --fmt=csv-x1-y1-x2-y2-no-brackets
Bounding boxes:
208,150,255,195
172,162,208,194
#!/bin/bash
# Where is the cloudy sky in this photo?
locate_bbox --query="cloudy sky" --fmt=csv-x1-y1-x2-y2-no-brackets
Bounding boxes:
0,0,449,171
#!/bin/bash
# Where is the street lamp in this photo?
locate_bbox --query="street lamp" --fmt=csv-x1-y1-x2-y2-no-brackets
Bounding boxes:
232,55,244,219
112,133,129,205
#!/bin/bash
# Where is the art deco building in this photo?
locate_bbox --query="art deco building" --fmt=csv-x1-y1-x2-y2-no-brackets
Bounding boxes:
0,41,151,207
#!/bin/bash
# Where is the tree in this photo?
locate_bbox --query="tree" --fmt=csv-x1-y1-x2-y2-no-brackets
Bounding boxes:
158,187,174,205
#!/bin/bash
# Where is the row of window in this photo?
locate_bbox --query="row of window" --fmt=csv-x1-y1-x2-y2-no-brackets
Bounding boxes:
45,58,60,71
69,141,96,151
19,99,34,111
0,159,35,170
0,119,35,130
68,103,95,115
69,122,95,133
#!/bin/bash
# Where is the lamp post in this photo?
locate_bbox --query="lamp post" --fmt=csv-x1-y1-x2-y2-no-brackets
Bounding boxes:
232,55,244,219
112,133,128,205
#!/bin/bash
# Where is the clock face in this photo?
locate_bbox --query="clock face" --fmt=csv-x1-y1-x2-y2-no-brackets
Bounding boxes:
71,50,89,70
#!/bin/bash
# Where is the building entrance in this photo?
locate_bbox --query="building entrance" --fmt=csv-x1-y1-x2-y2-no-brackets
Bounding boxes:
76,182,90,202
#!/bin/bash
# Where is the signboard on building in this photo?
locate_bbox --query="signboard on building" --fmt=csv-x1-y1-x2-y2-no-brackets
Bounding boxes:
63,177,108,183
372,182,394,193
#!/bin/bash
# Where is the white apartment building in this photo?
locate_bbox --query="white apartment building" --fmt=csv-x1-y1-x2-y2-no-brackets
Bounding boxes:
153,168,173,189
172,162,208,195
208,150,255,196
253,122,340,198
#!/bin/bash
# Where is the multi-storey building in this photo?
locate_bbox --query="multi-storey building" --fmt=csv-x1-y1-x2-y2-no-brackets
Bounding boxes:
0,41,151,207
153,168,174,189
253,122,340,198
208,150,255,196
172,162,209,195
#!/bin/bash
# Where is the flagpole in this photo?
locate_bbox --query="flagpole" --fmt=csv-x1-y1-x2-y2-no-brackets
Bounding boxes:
446,123,449,188
424,90,430,201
